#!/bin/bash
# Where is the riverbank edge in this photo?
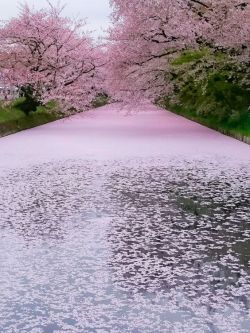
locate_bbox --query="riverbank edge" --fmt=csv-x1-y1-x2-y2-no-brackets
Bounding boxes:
164,106,250,145
0,96,109,139
1,103,249,145
0,112,62,138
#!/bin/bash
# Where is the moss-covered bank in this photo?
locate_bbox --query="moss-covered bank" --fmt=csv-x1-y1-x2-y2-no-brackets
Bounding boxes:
0,99,61,138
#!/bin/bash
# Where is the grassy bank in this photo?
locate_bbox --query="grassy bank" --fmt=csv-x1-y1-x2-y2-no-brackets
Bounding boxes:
0,94,109,138
0,99,61,138
160,48,250,144
165,103,250,144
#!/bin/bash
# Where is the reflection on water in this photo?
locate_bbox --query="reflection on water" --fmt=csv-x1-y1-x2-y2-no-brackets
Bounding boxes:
0,158,249,333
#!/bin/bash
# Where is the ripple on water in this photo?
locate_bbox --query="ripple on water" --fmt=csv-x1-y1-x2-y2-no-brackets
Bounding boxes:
0,157,249,333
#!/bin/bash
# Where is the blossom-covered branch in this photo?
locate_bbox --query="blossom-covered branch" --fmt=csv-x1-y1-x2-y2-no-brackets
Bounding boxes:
0,3,104,111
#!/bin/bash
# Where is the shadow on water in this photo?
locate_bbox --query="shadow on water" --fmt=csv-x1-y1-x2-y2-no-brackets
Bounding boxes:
0,158,249,332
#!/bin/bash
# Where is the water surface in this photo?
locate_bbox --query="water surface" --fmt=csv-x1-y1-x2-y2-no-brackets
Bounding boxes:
0,104,249,333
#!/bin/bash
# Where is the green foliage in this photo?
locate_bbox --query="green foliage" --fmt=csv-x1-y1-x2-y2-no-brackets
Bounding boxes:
17,85,42,115
161,48,250,138
91,93,109,108
171,48,209,65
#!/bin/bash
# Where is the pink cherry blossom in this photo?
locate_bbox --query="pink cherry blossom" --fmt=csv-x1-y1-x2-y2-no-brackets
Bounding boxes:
0,3,104,112
105,0,250,102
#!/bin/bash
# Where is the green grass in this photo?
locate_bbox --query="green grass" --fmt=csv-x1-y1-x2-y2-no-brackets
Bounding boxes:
0,99,61,137
166,102,250,141
0,94,109,138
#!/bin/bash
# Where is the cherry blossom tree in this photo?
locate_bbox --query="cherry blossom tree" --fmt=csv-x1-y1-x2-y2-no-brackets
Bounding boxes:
105,0,250,102
0,3,104,112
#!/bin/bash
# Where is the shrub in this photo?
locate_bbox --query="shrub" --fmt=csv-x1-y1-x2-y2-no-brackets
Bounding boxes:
16,85,42,115
164,48,250,127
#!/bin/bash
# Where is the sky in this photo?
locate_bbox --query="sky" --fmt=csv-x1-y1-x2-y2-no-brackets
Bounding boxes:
0,0,112,38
